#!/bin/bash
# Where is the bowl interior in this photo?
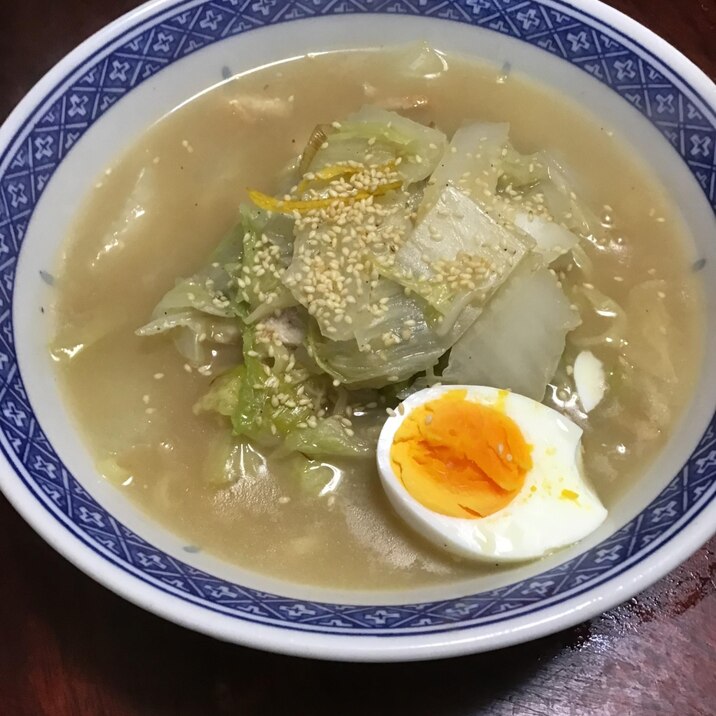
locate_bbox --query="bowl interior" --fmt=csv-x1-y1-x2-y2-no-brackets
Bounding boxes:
2,1,716,656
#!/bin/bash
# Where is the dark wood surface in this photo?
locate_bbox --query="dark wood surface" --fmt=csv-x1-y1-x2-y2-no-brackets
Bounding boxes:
1,1,715,714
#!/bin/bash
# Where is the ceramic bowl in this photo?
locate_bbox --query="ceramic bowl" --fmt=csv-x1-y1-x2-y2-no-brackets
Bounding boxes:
1,0,715,661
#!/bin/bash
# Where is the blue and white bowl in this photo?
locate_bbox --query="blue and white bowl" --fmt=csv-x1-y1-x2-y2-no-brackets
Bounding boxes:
1,0,715,661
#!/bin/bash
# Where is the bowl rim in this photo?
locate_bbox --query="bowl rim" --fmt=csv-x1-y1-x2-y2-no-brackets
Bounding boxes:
1,0,715,661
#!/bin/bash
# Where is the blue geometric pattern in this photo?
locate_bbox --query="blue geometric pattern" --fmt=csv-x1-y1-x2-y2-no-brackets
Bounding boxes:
0,0,715,636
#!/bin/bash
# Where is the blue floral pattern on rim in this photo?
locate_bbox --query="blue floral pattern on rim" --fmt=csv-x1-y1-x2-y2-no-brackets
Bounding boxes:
0,0,715,636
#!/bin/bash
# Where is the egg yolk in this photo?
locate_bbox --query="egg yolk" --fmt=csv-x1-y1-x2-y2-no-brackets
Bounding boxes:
390,390,533,519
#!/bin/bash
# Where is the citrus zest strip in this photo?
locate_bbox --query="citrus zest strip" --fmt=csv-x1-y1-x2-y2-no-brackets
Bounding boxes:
248,178,402,215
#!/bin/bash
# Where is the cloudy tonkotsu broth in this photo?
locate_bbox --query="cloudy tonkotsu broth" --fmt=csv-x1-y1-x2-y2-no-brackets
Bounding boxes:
51,49,702,590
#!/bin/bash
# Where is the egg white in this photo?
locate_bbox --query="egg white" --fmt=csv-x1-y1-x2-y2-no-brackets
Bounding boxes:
377,385,608,563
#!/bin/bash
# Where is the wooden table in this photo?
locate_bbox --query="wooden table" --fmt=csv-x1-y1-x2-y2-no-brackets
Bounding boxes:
1,1,714,714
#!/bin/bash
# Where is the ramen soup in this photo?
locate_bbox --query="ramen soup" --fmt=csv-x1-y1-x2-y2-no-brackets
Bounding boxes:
51,46,703,589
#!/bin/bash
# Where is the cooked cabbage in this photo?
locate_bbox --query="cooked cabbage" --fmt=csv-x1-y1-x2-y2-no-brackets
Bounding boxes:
307,281,454,388
138,109,606,470
309,106,447,183
383,186,532,323
420,122,509,215
135,225,245,368
444,261,581,400
196,326,370,458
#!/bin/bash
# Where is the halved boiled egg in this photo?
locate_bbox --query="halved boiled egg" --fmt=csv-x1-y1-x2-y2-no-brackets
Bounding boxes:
377,386,607,562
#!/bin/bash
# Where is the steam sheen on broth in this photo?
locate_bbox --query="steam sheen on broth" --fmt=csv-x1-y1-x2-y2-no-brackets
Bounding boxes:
52,48,702,589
